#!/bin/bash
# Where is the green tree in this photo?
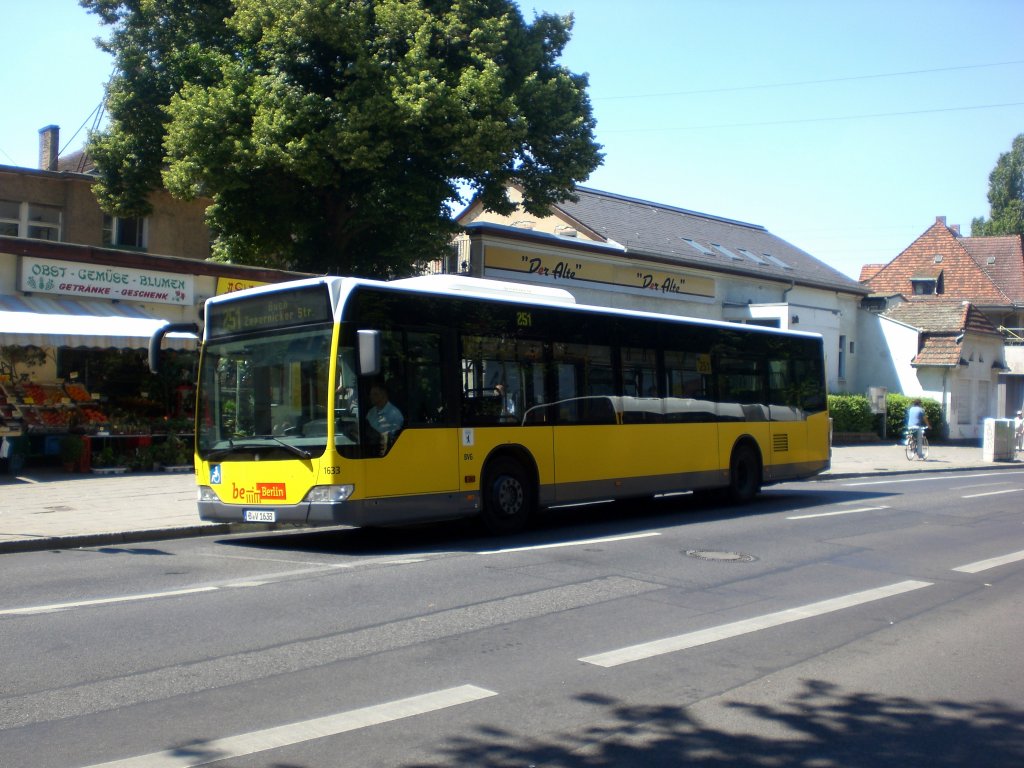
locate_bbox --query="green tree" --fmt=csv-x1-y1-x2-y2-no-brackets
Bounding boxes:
81,0,603,277
971,133,1024,236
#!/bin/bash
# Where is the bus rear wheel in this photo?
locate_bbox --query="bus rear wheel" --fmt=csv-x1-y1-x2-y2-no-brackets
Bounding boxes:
728,444,761,503
481,457,534,535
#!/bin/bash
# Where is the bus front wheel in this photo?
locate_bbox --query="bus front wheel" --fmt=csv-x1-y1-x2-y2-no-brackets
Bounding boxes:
728,444,761,503
481,457,534,535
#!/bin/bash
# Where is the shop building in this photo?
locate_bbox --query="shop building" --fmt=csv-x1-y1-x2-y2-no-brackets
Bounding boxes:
454,186,868,394
0,129,305,471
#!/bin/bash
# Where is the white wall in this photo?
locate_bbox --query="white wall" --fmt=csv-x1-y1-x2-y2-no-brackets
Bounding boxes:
852,311,1005,440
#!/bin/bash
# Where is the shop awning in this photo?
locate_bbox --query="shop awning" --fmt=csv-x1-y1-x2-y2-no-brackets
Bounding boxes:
0,295,197,350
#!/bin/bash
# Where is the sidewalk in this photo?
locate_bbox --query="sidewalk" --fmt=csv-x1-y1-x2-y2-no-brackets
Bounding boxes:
1,443,1021,554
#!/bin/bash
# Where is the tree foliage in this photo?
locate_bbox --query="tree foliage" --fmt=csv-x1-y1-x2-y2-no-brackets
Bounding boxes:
81,0,603,277
971,133,1024,237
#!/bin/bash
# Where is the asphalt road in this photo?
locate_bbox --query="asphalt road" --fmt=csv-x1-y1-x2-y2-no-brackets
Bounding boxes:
2,469,1023,767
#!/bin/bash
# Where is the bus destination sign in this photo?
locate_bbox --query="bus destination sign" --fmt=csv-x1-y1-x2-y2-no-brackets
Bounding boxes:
207,286,332,338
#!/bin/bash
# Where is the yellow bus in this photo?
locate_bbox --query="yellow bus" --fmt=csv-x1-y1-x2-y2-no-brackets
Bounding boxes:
152,275,830,534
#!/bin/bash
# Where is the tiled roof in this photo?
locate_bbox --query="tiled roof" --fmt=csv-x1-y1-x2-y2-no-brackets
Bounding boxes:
550,187,866,295
883,297,1003,368
883,297,1002,336
884,296,1003,370
961,235,1024,303
859,264,886,281
863,218,1024,306
56,150,95,174
912,336,962,367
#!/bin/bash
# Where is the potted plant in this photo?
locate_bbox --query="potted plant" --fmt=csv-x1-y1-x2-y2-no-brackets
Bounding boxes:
59,435,85,472
160,433,194,472
91,445,127,474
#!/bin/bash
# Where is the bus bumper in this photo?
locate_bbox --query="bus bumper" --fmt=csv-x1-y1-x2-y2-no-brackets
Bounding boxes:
198,492,478,528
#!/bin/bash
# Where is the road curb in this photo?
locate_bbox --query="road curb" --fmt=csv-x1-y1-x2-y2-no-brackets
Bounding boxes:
0,522,281,555
818,462,1023,482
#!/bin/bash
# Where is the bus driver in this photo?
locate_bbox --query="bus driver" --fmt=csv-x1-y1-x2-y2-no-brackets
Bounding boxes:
366,381,404,454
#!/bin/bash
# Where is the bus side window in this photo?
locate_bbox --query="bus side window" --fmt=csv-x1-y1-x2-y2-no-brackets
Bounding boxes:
404,331,444,426
621,346,658,397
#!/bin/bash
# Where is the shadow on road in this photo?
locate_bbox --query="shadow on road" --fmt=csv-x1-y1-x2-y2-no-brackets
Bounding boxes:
215,484,895,559
157,678,1024,767
398,678,1024,768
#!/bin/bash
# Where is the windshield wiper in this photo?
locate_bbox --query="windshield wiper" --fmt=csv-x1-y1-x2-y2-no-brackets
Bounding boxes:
204,437,311,461
204,438,236,461
264,435,312,459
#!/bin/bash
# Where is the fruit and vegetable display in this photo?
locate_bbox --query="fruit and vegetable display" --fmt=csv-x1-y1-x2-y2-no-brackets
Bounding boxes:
0,380,109,434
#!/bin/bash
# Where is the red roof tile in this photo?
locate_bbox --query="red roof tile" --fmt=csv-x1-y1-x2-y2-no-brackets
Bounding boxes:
912,336,962,367
961,235,1024,303
863,219,1020,306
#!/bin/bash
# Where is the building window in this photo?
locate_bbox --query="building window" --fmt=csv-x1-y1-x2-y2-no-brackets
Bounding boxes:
103,214,148,249
838,335,847,380
0,200,62,241
911,273,942,295
955,380,971,425
0,200,20,236
710,243,743,261
681,238,714,256
912,279,935,295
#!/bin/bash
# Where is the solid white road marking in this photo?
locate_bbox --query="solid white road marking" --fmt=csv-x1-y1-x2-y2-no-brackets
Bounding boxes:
961,489,1022,499
952,549,1024,573
83,685,497,768
579,580,932,668
2,554,445,616
0,587,218,616
787,506,889,520
476,531,660,555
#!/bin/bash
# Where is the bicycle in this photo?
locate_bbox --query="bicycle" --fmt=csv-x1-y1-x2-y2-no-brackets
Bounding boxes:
904,427,929,461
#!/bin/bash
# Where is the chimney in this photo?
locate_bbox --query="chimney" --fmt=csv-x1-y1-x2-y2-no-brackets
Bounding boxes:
935,215,946,226
38,125,59,171
950,223,961,235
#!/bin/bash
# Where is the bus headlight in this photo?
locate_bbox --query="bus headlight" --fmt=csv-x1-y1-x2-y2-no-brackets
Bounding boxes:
304,485,355,504
198,485,219,502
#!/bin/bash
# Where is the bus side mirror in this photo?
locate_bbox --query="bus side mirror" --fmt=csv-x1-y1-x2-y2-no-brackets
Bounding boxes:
149,322,199,374
358,330,381,376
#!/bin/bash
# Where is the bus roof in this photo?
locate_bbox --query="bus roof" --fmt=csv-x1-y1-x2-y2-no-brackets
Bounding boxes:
208,274,822,341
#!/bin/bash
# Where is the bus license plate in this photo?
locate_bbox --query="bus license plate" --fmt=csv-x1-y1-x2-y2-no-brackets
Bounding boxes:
244,510,276,523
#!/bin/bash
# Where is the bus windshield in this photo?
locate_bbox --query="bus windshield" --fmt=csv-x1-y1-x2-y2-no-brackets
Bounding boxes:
197,325,334,460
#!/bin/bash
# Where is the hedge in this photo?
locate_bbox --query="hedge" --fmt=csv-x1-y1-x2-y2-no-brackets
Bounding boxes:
826,394,874,433
827,393,948,442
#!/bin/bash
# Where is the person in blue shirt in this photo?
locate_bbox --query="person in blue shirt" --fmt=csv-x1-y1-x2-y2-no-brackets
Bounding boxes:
905,399,929,457
366,381,404,455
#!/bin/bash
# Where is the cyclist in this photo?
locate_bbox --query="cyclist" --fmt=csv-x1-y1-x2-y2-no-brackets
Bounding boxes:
905,399,930,458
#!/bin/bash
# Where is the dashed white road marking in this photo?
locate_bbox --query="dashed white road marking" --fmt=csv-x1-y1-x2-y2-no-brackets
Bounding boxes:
953,549,1024,573
82,685,497,768
579,580,932,668
476,531,660,555
0,587,218,616
787,505,889,520
961,488,1022,499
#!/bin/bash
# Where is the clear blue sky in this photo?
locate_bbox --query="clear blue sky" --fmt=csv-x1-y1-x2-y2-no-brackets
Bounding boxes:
3,0,1023,280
